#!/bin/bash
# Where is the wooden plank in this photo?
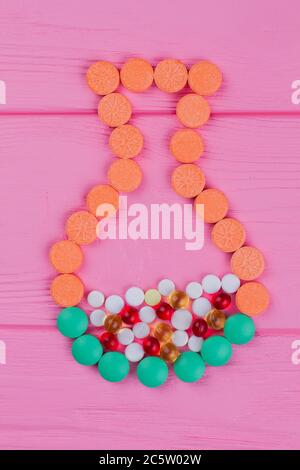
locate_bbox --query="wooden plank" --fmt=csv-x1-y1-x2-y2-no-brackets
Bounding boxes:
0,114,299,327
0,0,300,112
0,329,299,449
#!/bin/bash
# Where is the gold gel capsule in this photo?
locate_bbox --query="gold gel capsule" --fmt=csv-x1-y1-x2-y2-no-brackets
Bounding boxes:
154,322,173,343
206,309,226,330
104,314,122,333
168,290,189,309
160,342,180,363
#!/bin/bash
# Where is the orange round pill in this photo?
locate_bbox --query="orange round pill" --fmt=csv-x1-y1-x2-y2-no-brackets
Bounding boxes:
120,58,153,92
236,281,269,316
170,129,204,163
98,93,132,127
49,240,83,274
231,246,265,281
176,94,211,128
212,218,246,253
86,61,119,96
194,188,229,223
154,59,188,93
188,61,222,96
109,124,144,159
66,211,98,245
86,184,119,218
171,164,206,198
108,159,142,192
51,273,84,307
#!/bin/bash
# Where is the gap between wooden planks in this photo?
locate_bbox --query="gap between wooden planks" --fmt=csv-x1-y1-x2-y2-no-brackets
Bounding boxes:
1,110,300,117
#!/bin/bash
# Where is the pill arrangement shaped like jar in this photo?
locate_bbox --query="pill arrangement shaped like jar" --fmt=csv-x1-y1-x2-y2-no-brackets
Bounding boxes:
50,58,269,387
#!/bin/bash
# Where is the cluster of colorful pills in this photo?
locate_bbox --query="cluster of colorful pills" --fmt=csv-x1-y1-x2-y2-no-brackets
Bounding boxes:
56,275,256,387
49,57,270,387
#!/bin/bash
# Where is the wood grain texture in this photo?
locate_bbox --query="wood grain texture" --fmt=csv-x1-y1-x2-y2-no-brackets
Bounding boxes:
0,328,299,450
0,0,300,451
0,0,300,112
0,115,299,327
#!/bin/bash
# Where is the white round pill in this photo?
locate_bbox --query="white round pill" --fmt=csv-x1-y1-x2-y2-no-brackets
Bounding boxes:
192,297,212,317
185,281,203,299
105,294,124,314
171,309,192,331
188,335,203,352
87,290,105,308
221,273,241,294
125,343,144,362
139,306,156,323
157,279,175,296
202,274,221,294
90,309,106,327
125,287,144,307
172,330,188,347
117,328,134,346
133,322,150,339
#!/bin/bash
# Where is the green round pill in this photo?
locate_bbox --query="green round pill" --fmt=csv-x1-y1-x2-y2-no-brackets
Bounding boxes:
57,306,88,338
173,351,205,382
224,313,255,345
201,335,232,366
72,334,103,366
98,352,130,382
137,357,168,388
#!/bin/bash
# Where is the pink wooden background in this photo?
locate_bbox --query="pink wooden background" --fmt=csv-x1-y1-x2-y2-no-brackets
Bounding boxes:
1,0,300,450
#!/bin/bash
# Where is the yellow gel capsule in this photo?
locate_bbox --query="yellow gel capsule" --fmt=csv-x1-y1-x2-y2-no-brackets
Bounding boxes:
104,314,122,333
145,289,161,306
154,322,173,343
160,342,180,363
168,290,189,309
206,309,226,330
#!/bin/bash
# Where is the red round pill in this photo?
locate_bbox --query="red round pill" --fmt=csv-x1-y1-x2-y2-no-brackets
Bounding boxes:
120,305,139,325
156,302,174,321
143,336,160,356
192,318,208,337
212,292,231,310
100,332,119,351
